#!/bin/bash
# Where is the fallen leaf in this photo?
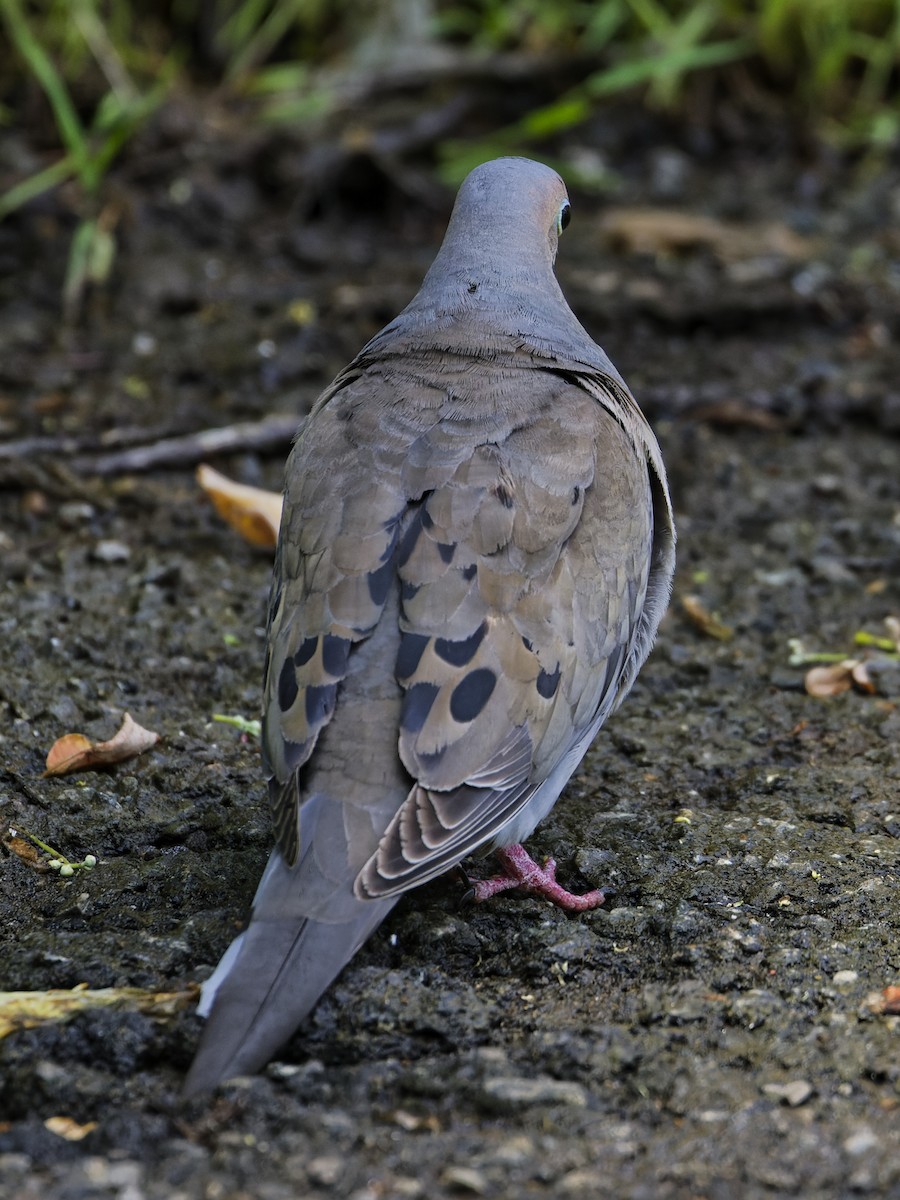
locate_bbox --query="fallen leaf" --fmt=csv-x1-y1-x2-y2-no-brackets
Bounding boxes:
850,660,876,694
685,399,785,431
865,986,900,1015
804,661,856,697
197,463,282,548
44,1116,98,1141
2,833,50,872
682,594,734,641
44,713,160,777
0,984,198,1040
599,208,813,263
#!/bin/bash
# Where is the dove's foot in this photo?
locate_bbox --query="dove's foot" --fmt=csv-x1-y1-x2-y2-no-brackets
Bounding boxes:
471,843,606,912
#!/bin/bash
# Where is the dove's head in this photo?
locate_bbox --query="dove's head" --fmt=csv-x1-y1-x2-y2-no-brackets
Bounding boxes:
451,157,571,265
384,156,606,365
419,158,573,304
441,156,573,273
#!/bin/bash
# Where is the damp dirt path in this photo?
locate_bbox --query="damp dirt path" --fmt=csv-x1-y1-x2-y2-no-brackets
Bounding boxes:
1,111,899,1198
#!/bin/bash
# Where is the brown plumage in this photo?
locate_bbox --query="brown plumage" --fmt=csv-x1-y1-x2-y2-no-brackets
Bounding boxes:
184,157,675,1096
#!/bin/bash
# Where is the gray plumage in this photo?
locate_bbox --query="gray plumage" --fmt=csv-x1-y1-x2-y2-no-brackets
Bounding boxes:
184,157,675,1096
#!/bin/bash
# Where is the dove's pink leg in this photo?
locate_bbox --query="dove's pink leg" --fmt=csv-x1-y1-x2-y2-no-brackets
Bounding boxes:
472,844,606,912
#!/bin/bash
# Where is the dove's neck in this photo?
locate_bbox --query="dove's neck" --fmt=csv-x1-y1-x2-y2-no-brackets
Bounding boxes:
416,213,561,311
391,233,617,381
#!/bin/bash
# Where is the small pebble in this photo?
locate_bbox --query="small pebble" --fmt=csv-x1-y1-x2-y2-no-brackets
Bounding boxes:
307,1155,343,1186
441,1166,488,1194
58,502,95,528
843,1126,879,1156
762,1080,813,1107
833,969,859,986
479,1075,589,1111
92,539,131,563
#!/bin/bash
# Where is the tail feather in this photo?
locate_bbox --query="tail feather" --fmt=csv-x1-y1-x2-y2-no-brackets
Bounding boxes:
183,846,397,1097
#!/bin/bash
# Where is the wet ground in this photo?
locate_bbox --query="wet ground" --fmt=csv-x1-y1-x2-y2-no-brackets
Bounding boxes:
1,103,899,1197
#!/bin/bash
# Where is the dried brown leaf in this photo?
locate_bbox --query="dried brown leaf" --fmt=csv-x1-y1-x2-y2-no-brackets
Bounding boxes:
44,1116,98,1141
599,208,813,263
804,662,855,697
686,400,785,431
865,986,900,1015
43,713,160,777
197,462,282,549
682,594,734,641
2,834,50,872
850,660,876,694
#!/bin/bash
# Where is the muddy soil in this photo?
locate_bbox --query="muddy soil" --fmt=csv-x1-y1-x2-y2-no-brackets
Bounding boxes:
1,104,899,1198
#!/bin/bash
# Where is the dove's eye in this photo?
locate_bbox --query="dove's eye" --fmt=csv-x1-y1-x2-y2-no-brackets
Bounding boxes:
557,201,571,234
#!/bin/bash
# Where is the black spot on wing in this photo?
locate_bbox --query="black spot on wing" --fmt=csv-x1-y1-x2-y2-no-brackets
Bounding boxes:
450,668,496,723
401,682,440,733
435,621,487,667
462,563,477,581
397,510,424,569
367,557,394,606
278,659,299,711
381,516,401,562
402,580,420,602
306,683,337,727
536,663,561,699
396,632,429,680
321,633,350,676
437,541,456,564
282,738,309,772
293,636,317,667
421,507,435,531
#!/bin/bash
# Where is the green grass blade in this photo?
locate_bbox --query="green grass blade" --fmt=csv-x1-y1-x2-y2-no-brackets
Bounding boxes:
0,0,92,188
0,154,75,219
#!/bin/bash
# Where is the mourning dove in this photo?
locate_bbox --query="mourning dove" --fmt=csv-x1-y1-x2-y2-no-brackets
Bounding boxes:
184,157,675,1096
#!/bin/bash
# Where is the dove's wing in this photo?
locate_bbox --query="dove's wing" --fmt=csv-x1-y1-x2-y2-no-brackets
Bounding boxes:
259,343,669,903
354,362,671,898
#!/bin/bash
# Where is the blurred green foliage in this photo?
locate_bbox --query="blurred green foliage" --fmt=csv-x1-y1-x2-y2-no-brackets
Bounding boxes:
2,0,900,309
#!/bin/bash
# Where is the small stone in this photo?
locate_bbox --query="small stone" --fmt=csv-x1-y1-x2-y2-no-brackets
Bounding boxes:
58,501,96,528
561,1168,605,1195
843,1126,879,1156
92,539,131,563
478,1075,589,1111
762,1080,813,1106
0,1154,30,1179
132,332,158,356
307,1155,344,1186
390,1180,423,1198
441,1166,488,1194
483,1135,534,1166
833,969,859,986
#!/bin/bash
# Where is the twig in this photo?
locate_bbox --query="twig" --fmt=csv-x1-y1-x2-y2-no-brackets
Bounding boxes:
64,414,302,476
0,422,185,462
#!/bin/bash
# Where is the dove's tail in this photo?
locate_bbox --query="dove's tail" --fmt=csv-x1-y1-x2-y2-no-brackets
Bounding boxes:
183,835,397,1097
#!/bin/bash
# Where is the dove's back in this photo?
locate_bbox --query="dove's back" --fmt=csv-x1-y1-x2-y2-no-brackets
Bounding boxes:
184,157,674,1096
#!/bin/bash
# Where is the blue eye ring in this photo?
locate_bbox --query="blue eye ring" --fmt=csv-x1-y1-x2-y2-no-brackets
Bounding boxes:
557,201,571,234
